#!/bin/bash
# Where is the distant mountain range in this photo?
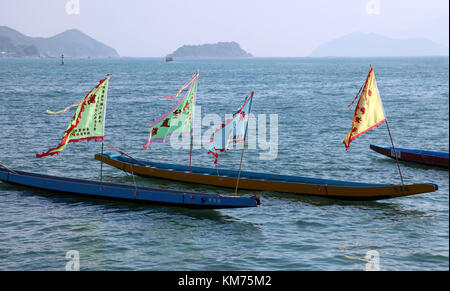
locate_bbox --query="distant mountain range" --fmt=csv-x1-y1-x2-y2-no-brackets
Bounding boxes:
393,16,449,48
2,25,448,59
0,26,119,58
167,42,253,58
310,32,449,57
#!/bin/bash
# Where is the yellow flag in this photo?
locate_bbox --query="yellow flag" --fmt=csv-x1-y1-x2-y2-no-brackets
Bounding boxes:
343,68,386,150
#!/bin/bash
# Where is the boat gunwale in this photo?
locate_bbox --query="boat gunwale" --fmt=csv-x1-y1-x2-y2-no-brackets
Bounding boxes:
101,153,400,188
94,154,438,201
371,144,449,158
0,167,240,198
0,168,259,208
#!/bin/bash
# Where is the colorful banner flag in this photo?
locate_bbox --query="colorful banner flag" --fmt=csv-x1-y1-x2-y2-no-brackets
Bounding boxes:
343,68,386,150
208,92,254,164
143,73,198,149
36,76,110,158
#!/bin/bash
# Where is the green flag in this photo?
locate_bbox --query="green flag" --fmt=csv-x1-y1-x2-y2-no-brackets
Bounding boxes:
143,73,198,149
36,75,110,158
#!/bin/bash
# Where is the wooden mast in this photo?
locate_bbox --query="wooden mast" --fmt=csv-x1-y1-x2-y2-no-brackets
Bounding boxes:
189,71,198,172
234,93,254,196
370,65,405,188
99,74,111,183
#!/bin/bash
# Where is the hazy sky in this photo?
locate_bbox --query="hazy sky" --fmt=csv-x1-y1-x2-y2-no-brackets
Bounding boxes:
0,0,448,57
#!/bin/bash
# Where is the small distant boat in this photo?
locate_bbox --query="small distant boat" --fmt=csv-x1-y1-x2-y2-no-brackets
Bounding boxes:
370,144,449,169
165,56,173,62
0,167,260,209
95,153,438,201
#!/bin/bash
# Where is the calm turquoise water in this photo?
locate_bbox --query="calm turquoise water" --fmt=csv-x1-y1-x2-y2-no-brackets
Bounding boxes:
0,57,448,270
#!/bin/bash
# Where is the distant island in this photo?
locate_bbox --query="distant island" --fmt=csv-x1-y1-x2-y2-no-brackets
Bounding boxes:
0,26,119,58
310,32,449,57
167,41,253,58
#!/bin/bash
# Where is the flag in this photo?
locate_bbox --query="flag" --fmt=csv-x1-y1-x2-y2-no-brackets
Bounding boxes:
208,92,254,164
143,73,198,149
343,68,386,150
36,75,110,158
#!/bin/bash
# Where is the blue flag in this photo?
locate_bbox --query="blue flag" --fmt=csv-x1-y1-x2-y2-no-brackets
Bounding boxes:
208,92,254,164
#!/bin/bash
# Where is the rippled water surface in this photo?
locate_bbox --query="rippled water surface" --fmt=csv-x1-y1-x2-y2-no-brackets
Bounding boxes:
0,57,448,270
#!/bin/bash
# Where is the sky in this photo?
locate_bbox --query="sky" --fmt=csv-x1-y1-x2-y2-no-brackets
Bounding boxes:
0,0,448,57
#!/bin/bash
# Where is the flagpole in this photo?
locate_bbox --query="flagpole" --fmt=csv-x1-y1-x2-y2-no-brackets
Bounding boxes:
234,137,247,196
189,133,193,172
368,65,405,188
100,73,110,183
100,141,104,183
189,71,198,172
234,93,254,196
385,119,405,187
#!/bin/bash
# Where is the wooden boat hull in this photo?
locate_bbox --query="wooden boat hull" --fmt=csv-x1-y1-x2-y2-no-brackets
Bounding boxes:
370,144,449,169
0,168,259,209
95,154,438,201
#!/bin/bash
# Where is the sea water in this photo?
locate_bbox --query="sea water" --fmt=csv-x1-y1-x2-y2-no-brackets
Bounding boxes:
0,57,448,270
